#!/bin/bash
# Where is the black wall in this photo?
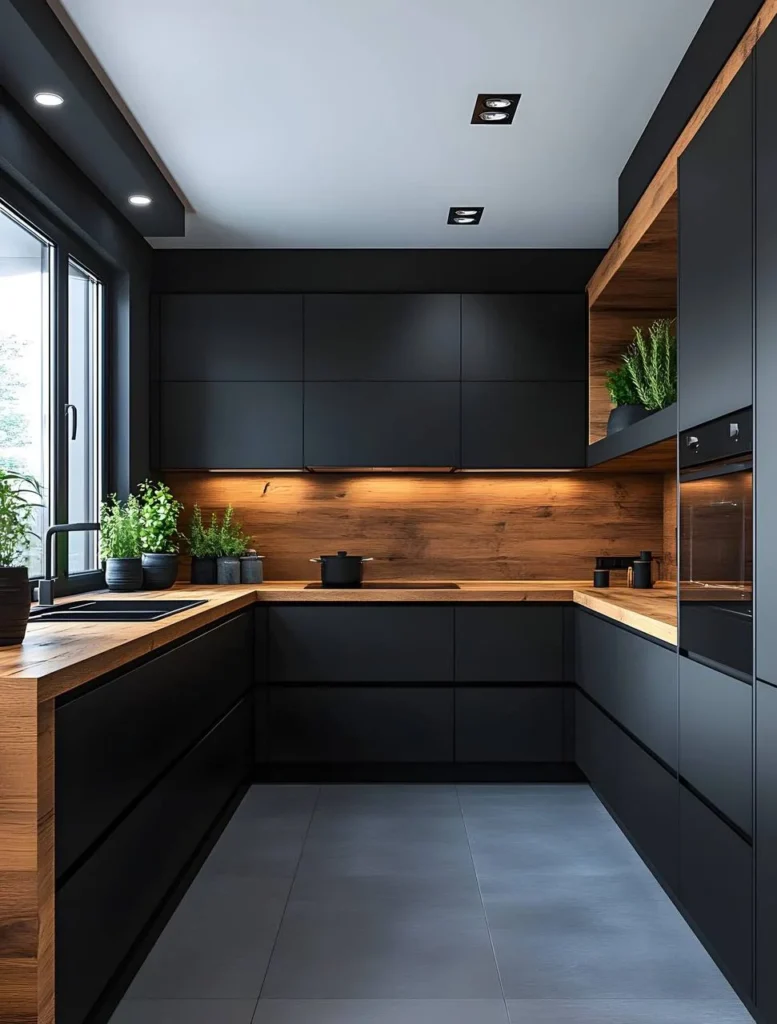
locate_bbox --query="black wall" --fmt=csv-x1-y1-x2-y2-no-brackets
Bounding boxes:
619,0,764,227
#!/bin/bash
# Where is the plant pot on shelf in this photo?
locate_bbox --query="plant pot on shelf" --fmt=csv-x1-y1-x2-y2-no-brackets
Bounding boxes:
216,556,241,585
240,554,264,584
0,566,31,646
606,403,651,435
105,557,143,592
142,552,179,590
191,555,217,585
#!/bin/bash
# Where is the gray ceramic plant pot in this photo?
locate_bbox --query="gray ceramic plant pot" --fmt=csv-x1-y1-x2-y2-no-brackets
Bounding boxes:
240,554,264,584
105,557,143,592
0,565,31,646
216,556,241,585
191,555,217,585
142,552,179,590
606,403,651,435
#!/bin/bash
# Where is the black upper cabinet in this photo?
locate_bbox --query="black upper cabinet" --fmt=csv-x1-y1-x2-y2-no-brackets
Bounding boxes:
304,382,460,467
678,55,754,430
757,21,777,689
160,294,303,381
161,381,303,469
461,294,586,381
304,294,460,380
462,381,586,468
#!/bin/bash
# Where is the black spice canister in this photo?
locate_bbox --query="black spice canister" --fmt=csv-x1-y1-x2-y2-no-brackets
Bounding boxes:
593,568,610,588
633,551,653,589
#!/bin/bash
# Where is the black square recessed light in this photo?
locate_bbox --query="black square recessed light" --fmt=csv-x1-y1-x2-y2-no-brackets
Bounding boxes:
471,93,521,125
448,206,483,225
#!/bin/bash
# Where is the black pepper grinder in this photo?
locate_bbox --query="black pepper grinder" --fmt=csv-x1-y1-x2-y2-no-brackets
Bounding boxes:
632,550,654,590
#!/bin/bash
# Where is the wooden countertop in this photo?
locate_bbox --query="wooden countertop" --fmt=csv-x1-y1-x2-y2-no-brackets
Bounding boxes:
0,582,677,702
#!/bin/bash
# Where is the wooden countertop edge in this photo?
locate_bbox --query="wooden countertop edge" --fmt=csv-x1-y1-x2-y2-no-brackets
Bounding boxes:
0,583,677,700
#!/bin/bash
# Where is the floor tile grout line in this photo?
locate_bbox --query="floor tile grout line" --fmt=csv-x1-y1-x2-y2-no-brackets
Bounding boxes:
254,786,323,1007
455,784,511,1022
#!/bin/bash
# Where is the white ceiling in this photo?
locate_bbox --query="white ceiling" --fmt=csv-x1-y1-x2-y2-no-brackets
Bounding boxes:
59,0,714,249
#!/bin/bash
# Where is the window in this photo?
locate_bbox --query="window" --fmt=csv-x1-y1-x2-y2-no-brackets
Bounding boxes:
0,195,106,586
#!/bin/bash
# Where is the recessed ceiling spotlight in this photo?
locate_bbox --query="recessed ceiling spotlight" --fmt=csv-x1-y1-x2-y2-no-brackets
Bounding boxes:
448,206,483,225
128,194,152,207
34,91,64,107
471,93,521,125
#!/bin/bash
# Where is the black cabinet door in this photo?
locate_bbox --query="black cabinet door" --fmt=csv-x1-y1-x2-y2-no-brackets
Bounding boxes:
455,605,564,682
304,382,460,467
679,656,753,835
161,381,303,469
461,294,586,381
304,294,460,380
160,294,303,381
268,687,453,762
757,20,777,690
678,54,753,430
56,696,253,1024
462,382,586,468
268,605,454,682
455,687,566,762
56,613,253,878
575,691,678,892
757,680,777,1016
575,610,678,769
679,785,753,999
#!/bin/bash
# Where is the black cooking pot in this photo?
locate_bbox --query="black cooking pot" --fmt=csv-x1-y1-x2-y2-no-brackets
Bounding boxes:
310,550,373,587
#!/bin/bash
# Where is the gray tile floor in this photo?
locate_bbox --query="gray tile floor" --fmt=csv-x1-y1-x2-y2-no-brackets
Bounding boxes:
111,784,754,1023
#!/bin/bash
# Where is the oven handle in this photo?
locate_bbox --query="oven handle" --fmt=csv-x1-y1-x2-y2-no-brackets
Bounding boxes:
680,458,752,484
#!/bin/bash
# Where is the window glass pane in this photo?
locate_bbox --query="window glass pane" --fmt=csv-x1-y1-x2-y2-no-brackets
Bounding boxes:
67,260,102,573
0,202,51,576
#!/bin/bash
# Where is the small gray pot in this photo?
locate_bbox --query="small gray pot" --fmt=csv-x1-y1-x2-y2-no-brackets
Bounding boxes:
191,556,217,585
240,554,264,584
105,557,143,592
142,552,179,590
0,566,31,646
606,403,651,435
216,556,241,585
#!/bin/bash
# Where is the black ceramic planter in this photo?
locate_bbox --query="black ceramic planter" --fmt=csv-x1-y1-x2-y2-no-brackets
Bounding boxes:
105,557,143,592
142,552,179,590
240,555,264,584
607,403,651,435
216,557,241,585
191,556,217,585
0,566,31,646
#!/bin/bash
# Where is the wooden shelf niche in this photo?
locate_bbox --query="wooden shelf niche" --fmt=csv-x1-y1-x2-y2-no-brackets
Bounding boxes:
588,192,678,445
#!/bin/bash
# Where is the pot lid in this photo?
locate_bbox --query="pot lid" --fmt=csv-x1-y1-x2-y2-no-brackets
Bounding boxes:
320,550,362,559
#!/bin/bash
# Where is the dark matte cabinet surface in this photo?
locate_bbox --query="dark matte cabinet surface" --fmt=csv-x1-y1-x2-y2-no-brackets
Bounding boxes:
575,610,678,769
455,687,566,762
678,655,753,835
303,382,460,467
269,687,453,763
161,381,303,469
462,381,586,469
304,294,460,380
461,294,586,381
455,605,564,682
757,679,777,1016
160,294,303,381
678,54,753,430
679,785,753,999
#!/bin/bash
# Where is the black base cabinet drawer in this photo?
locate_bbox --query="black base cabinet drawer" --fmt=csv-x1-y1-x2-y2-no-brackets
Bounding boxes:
269,687,453,763
575,610,677,769
268,605,454,682
455,687,567,762
455,606,564,682
575,691,678,892
679,785,753,1000
679,656,752,835
56,695,253,1024
56,612,253,878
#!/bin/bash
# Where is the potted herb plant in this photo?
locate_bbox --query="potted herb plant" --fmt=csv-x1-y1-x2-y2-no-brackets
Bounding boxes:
138,480,183,589
215,505,250,585
605,364,649,434
100,493,143,591
188,505,220,585
0,469,41,646
606,318,677,435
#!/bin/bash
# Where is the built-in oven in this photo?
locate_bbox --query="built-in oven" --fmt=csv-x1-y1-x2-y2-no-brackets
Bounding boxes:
679,408,753,680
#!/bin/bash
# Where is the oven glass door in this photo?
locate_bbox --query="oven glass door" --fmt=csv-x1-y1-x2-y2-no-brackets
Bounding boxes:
679,462,752,678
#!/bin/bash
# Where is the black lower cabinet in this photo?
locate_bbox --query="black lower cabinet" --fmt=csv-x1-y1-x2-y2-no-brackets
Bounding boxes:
268,687,453,763
757,680,777,1018
575,691,678,892
56,696,253,1024
679,785,753,1000
455,687,567,762
455,605,565,682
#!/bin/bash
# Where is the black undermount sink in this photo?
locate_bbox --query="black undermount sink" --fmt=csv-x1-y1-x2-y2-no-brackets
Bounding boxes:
28,599,207,622
304,582,461,590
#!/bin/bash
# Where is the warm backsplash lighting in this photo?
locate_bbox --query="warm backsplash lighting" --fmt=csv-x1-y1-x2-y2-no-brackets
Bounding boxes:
165,472,668,581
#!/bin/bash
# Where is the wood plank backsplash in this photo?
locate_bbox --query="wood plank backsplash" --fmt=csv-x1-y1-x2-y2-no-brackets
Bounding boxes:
165,472,667,582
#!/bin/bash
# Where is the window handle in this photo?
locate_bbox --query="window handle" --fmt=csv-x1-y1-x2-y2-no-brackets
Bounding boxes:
65,403,78,441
